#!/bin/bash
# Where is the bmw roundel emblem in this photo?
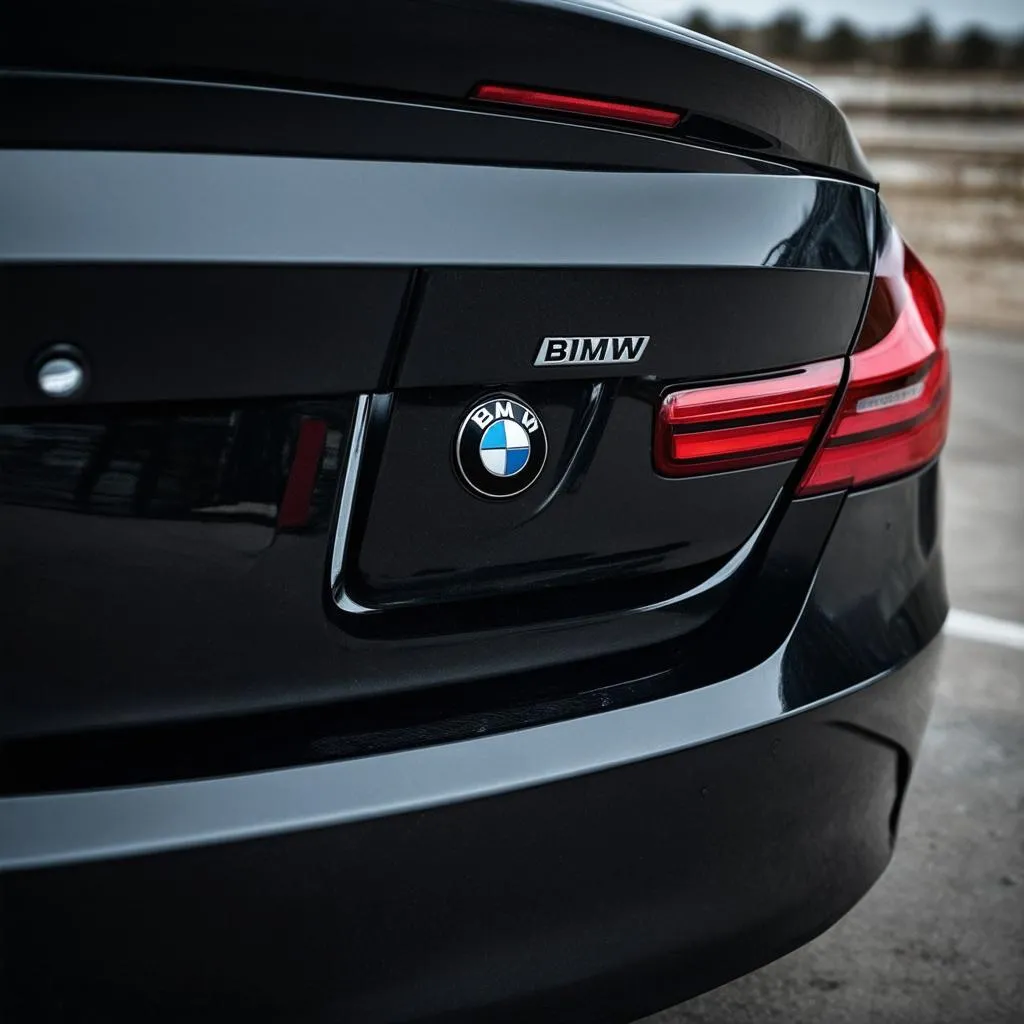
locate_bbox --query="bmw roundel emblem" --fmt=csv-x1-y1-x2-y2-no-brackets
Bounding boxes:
455,394,548,499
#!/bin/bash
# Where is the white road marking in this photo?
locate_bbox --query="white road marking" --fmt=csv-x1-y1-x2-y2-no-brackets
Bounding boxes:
945,608,1024,651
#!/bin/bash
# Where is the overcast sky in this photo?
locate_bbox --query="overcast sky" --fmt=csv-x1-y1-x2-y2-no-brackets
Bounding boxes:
620,1,1024,33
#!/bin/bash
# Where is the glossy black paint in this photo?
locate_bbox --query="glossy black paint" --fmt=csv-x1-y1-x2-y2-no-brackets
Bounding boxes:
0,151,873,271
400,267,870,389
0,453,945,793
0,5,947,1020
1,0,873,180
349,381,788,611
783,463,947,704
0,72,794,176
0,401,346,528
0,158,874,735
0,265,411,407
0,392,774,749
0,641,943,1024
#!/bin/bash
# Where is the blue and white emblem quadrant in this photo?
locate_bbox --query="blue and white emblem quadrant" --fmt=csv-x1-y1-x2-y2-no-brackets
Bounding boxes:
479,419,531,477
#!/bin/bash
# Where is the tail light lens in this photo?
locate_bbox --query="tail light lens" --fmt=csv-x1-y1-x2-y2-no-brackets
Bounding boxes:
654,227,949,494
797,233,949,495
654,359,843,477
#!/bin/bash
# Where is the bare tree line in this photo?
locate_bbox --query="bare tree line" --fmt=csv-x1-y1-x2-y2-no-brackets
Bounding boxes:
681,9,1024,71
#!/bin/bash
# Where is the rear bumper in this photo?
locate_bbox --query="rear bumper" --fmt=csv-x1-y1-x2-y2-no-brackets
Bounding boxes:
1,641,942,1024
0,467,948,1023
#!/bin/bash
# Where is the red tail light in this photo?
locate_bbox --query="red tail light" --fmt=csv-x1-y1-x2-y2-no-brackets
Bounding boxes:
472,84,682,128
654,229,949,494
655,359,843,477
797,234,949,495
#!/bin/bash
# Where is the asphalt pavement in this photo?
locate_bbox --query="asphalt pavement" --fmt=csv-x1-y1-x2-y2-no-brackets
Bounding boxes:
641,328,1024,1024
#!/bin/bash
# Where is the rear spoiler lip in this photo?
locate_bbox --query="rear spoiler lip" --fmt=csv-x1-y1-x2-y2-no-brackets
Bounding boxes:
0,0,875,183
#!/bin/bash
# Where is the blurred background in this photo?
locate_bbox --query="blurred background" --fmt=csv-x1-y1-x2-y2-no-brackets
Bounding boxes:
616,4,1024,1023
624,1,1024,332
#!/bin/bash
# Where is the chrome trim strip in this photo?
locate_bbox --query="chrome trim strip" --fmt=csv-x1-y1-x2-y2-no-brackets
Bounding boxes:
330,394,373,613
529,381,605,518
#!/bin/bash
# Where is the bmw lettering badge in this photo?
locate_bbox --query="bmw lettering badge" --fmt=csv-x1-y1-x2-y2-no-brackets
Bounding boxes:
455,395,548,499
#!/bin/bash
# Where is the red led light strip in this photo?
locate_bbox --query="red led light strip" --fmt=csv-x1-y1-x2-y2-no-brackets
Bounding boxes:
655,360,843,477
472,84,682,128
654,235,949,494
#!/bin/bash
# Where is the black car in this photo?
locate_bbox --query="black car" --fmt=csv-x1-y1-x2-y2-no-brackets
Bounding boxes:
0,2,950,1021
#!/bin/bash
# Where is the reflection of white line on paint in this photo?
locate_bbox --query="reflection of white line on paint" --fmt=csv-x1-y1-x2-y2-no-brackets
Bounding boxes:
945,609,1024,651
